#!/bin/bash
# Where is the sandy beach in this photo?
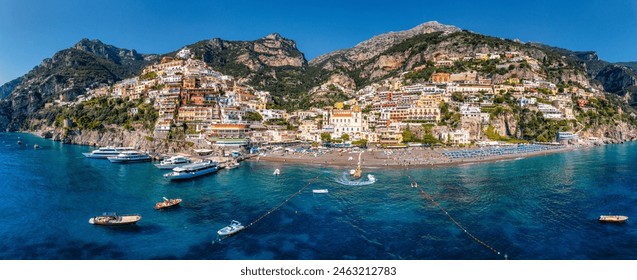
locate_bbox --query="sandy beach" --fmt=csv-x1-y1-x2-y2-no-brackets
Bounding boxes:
251,144,583,170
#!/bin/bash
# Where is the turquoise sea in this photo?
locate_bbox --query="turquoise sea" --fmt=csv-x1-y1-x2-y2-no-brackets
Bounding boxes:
1,132,636,260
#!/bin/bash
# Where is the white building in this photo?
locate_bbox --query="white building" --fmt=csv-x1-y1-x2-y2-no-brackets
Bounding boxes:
327,105,365,140
441,130,470,145
538,103,563,119
518,97,537,107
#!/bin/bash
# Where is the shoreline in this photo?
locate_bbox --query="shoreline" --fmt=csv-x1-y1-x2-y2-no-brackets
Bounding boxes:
250,144,589,170
17,130,598,170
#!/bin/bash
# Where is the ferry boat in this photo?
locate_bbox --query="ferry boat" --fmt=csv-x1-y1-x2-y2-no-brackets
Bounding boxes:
154,156,192,169
163,160,219,180
599,215,629,223
217,220,245,236
107,151,152,163
89,212,141,226
154,197,182,209
83,147,136,159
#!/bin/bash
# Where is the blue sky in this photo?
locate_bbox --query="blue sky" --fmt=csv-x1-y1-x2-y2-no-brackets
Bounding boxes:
1,0,636,84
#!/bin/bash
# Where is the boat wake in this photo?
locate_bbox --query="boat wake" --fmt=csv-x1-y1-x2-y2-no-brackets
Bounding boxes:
334,171,377,186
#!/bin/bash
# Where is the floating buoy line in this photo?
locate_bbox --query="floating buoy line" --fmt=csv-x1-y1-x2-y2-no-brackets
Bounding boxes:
213,174,322,244
406,174,505,259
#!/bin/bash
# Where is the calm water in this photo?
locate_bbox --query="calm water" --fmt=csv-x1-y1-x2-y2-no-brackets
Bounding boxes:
1,133,636,260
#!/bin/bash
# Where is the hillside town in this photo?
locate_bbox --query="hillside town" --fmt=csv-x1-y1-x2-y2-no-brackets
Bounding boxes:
76,47,611,151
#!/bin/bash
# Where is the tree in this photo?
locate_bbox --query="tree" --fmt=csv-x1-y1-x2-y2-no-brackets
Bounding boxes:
422,134,439,145
245,111,263,122
352,139,368,147
341,134,350,141
320,132,332,143
451,92,465,102
402,129,416,143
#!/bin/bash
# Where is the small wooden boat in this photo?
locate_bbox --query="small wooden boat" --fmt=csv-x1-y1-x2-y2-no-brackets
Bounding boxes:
155,197,182,210
217,220,245,236
313,189,329,194
225,161,240,169
599,215,628,223
89,212,141,226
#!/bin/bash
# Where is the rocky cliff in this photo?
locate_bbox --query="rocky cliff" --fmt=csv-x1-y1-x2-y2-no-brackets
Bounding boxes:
0,77,21,99
36,124,205,155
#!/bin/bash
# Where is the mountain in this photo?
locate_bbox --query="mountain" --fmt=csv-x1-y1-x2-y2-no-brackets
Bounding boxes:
0,39,159,131
309,23,597,94
311,21,460,68
528,44,637,104
617,62,637,72
3,21,637,131
308,21,461,88
0,77,21,99
178,33,313,105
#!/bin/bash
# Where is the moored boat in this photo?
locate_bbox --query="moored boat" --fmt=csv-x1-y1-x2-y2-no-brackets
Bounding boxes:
83,147,136,159
164,160,219,180
107,151,152,163
89,212,141,226
155,197,182,209
217,220,245,236
273,168,280,175
599,215,628,223
154,156,192,169
225,161,240,169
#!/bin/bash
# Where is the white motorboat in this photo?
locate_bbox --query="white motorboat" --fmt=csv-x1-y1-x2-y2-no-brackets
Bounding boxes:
217,220,245,236
273,168,280,176
154,156,192,169
164,160,219,180
367,174,376,182
83,147,136,159
107,151,152,163
89,212,141,226
312,189,329,194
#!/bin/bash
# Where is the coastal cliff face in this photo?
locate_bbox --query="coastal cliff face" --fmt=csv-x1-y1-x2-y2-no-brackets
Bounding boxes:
579,122,637,143
38,125,200,155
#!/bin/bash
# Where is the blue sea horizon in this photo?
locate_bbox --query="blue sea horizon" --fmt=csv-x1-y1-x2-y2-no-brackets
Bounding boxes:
1,132,636,260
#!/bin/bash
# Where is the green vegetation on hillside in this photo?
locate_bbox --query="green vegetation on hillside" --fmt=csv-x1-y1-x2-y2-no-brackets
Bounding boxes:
37,96,158,131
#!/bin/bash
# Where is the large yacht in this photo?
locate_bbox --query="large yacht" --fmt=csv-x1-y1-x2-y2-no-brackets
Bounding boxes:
154,156,192,169
164,160,219,180
83,147,136,159
107,151,152,163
